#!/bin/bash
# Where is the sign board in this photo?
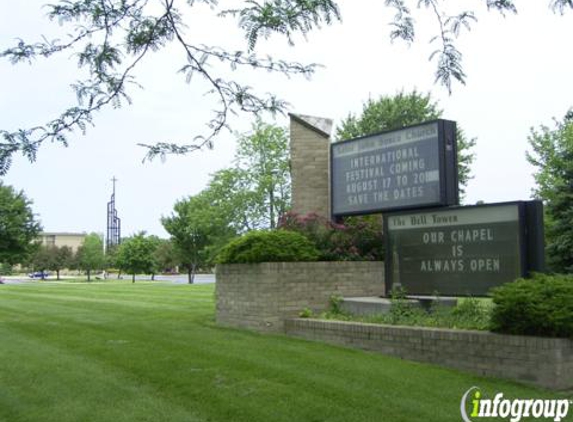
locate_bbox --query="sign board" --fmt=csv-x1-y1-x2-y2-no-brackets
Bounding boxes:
331,120,458,217
384,201,545,296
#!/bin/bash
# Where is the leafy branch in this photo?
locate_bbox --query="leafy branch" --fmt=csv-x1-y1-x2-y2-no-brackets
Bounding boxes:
1,0,571,173
0,0,340,174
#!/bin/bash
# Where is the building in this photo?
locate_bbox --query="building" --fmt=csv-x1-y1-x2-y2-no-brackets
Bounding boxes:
38,232,87,252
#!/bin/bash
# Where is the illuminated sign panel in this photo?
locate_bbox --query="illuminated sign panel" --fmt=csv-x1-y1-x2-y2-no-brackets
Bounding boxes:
384,202,545,296
331,120,458,216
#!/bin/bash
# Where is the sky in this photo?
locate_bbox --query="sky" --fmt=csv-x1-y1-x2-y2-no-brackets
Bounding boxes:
1,1,572,238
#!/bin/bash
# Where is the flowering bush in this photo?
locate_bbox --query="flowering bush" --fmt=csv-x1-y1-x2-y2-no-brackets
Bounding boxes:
277,211,384,261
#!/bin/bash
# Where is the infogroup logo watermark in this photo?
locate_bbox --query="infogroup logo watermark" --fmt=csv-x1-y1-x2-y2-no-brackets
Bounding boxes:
461,387,572,422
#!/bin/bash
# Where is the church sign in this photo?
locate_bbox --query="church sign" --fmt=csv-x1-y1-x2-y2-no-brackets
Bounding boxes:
331,120,458,217
384,201,545,296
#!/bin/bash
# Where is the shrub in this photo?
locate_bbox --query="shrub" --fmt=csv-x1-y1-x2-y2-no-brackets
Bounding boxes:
490,273,573,338
0,262,12,276
216,230,320,264
277,211,384,261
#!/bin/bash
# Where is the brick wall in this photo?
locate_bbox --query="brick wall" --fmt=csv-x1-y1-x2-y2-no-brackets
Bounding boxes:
215,261,384,333
285,318,573,390
289,115,331,219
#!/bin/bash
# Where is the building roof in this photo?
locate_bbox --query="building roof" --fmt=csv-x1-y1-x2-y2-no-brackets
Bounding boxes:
40,232,87,237
289,113,333,138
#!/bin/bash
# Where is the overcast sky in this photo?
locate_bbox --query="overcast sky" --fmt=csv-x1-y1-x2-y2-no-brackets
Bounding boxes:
1,1,572,238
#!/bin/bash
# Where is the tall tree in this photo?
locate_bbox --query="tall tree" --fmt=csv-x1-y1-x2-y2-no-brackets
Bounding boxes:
527,110,573,272
336,90,476,198
2,2,571,172
220,120,291,231
162,192,235,283
76,233,105,281
116,232,158,283
0,183,42,265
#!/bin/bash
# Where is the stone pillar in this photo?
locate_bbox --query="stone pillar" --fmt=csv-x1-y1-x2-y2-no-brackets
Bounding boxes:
289,113,333,219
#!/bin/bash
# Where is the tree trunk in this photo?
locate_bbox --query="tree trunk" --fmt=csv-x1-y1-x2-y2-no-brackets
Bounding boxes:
56,269,60,280
151,273,155,281
87,269,91,282
187,264,196,284
132,273,135,283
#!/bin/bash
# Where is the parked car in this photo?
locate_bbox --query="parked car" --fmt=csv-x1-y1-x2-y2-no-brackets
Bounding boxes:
28,271,49,279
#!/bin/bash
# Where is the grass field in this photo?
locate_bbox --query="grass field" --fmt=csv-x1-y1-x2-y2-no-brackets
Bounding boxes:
0,281,570,422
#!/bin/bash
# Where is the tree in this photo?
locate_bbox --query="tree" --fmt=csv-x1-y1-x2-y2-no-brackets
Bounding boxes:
0,182,42,265
161,120,290,277
153,239,178,274
53,246,73,280
2,1,570,173
116,232,158,283
527,110,573,272
336,90,476,198
76,233,105,281
29,244,54,280
162,192,235,283
30,245,73,280
207,121,291,232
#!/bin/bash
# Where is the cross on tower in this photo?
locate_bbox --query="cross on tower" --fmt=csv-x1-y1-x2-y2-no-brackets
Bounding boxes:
111,176,118,195
106,176,121,250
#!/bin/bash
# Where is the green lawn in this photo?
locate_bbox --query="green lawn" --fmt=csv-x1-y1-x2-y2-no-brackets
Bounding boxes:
0,281,570,422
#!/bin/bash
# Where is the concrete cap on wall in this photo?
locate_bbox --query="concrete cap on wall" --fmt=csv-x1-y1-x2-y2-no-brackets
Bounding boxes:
289,113,333,139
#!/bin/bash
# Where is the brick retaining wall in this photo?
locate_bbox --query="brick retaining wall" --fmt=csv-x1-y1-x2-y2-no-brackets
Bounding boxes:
215,261,384,332
285,318,573,390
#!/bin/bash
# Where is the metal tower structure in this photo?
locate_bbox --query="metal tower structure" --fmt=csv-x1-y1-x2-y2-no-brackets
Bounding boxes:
106,176,121,250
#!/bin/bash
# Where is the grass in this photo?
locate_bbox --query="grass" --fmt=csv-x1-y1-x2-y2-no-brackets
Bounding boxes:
0,281,570,422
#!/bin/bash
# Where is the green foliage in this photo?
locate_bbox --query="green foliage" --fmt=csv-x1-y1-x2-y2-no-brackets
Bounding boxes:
104,244,120,270
233,120,291,230
278,211,383,261
328,294,344,315
162,121,290,278
29,244,73,279
216,230,320,264
0,283,551,422
527,111,573,272
387,286,416,323
116,232,160,282
0,262,12,276
320,287,492,331
30,244,53,279
32,245,74,280
0,1,338,173
0,182,42,264
299,308,313,318
490,274,573,338
335,90,476,198
153,239,178,274
163,192,236,282
76,233,105,281
3,3,569,172
203,120,291,232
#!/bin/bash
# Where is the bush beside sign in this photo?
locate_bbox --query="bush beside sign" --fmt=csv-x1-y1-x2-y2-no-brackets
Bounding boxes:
384,201,545,296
